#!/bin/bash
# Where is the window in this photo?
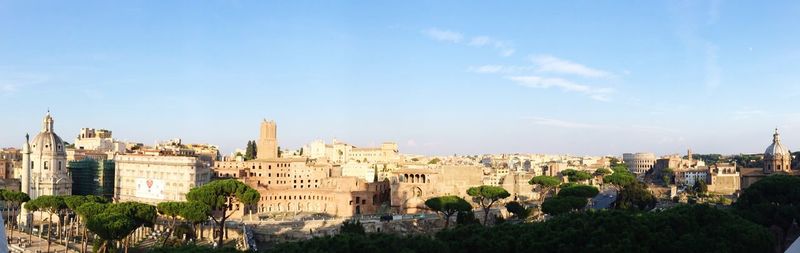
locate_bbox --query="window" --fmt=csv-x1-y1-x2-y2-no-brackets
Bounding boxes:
44,161,49,170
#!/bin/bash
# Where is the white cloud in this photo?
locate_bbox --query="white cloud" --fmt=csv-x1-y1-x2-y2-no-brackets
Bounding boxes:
507,75,613,101
525,117,606,129
469,36,515,57
422,28,463,43
532,55,612,78
468,65,535,74
732,109,765,120
0,73,50,95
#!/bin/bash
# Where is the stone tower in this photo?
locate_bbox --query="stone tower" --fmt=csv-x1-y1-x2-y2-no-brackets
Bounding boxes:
764,128,792,174
257,119,278,160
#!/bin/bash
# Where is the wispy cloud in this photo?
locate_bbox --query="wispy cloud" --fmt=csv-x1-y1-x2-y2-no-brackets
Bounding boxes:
468,65,535,74
469,36,515,56
422,28,463,43
422,28,515,56
525,117,606,129
531,55,613,78
732,109,765,120
507,75,613,101
0,73,50,95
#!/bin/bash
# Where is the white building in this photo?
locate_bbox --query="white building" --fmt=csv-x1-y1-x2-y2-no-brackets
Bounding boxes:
19,112,73,227
114,154,211,205
341,162,376,183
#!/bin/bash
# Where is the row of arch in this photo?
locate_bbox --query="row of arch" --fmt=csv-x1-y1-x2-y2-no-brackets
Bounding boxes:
400,174,428,183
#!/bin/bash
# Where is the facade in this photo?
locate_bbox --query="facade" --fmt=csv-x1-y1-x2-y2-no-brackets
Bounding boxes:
741,129,800,189
213,120,390,218
114,154,211,205
257,120,278,160
21,112,73,198
303,139,399,164
390,165,485,214
73,128,125,153
623,153,656,175
68,158,115,199
707,163,740,195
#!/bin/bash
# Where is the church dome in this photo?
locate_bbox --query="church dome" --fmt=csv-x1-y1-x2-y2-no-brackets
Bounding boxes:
30,112,66,157
765,129,790,158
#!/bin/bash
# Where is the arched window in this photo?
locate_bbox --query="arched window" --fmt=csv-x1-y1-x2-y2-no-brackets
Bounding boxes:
44,161,49,170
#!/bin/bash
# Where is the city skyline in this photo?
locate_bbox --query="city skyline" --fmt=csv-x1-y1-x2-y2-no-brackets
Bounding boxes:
2,1,800,155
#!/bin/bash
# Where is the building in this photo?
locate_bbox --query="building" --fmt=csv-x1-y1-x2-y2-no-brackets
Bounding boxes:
18,112,73,227
707,163,740,195
741,129,800,189
390,165,485,214
302,139,399,164
73,128,125,153
212,120,390,218
21,112,73,198
623,153,656,175
114,154,211,205
257,120,278,160
68,158,115,199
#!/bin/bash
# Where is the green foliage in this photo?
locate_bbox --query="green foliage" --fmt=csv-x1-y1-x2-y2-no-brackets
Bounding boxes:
425,196,472,228
149,244,244,253
340,220,366,235
467,185,510,225
529,176,560,188
693,180,708,196
561,169,592,182
244,140,257,160
186,179,260,246
735,174,800,246
558,185,600,198
27,195,66,214
266,233,448,253
436,205,773,253
505,201,532,220
87,212,137,242
75,202,108,220
157,201,184,218
541,196,587,216
186,179,260,210
428,158,441,164
456,211,480,226
594,167,612,176
688,154,722,164
603,170,637,187
558,182,579,189
179,201,212,224
614,182,656,211
106,202,157,227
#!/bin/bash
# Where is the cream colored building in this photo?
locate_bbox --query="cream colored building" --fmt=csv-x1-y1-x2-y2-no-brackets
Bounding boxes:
303,139,399,164
114,154,211,205
623,152,656,175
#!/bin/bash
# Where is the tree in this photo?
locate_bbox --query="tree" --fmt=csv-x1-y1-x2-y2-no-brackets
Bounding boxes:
614,182,656,211
425,196,472,229
558,185,600,198
466,185,510,226
604,170,636,187
595,168,612,176
244,140,257,160
76,202,109,253
64,195,107,253
735,174,800,250
340,220,365,235
428,158,441,164
693,180,708,197
178,201,212,240
27,195,66,253
541,196,588,216
186,179,260,247
559,169,592,182
2,191,29,240
505,201,532,220
157,201,184,246
662,167,674,185
87,211,137,253
529,176,561,202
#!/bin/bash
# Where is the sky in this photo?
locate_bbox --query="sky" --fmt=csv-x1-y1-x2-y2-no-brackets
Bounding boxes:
1,1,800,156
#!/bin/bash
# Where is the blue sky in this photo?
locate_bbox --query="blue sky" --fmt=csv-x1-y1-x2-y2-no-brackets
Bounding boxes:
2,1,800,156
